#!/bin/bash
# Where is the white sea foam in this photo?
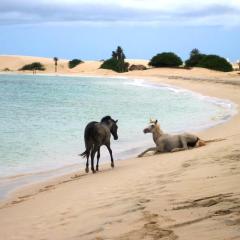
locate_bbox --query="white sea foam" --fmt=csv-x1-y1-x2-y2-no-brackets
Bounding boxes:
125,78,238,131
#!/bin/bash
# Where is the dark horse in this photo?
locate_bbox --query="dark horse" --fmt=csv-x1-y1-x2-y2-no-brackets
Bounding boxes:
80,116,118,173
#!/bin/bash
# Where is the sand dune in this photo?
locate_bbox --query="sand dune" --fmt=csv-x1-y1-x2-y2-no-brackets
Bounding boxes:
0,55,240,240
1,54,239,80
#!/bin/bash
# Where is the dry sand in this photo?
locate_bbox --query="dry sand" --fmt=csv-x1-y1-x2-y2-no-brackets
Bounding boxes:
0,55,240,240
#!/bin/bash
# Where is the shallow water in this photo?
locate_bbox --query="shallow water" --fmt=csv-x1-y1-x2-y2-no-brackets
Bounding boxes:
0,74,237,179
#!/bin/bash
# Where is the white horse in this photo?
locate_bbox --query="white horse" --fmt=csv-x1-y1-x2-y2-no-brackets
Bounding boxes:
138,119,206,157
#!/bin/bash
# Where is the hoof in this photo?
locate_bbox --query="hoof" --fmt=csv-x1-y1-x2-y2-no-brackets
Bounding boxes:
91,169,96,174
111,163,114,168
96,167,99,171
85,168,89,173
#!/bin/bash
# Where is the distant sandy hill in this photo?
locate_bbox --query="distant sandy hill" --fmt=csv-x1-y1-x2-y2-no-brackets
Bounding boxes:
0,55,239,80
0,55,148,74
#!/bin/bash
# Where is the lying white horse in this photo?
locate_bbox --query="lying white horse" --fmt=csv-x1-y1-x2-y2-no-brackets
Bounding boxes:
138,119,205,157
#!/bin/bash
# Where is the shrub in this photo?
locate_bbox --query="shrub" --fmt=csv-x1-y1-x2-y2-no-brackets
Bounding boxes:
100,46,129,73
19,62,45,71
185,54,206,67
68,59,83,69
185,49,206,67
197,55,233,72
100,58,129,73
149,52,183,67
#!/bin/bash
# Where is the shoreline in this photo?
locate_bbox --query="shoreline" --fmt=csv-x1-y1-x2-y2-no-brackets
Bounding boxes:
0,60,240,239
0,74,238,202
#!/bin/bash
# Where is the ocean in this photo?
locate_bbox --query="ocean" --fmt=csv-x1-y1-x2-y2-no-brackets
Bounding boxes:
0,74,237,191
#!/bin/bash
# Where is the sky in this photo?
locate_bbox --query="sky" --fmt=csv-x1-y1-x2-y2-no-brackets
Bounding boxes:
0,0,240,61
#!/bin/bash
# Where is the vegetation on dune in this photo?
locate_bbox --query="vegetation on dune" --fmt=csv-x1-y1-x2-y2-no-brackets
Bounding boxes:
149,52,183,67
185,49,233,72
197,55,233,72
19,62,45,71
68,59,83,69
185,48,206,67
100,46,129,73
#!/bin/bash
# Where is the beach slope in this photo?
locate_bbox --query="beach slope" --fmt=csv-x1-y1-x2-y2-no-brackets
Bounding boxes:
0,56,240,240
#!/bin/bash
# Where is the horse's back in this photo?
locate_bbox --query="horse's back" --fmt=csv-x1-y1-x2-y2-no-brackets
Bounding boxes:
84,121,97,138
182,133,199,147
84,121,109,147
160,134,182,152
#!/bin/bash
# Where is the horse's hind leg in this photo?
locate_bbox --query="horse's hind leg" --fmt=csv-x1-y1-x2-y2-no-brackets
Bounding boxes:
85,155,89,173
96,148,100,171
91,147,98,173
85,149,91,173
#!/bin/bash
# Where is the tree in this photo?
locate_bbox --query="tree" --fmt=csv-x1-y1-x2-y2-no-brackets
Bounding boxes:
197,55,233,72
53,57,58,73
185,49,206,67
112,51,118,59
19,62,45,74
100,46,129,73
190,48,200,57
149,52,183,67
68,59,83,69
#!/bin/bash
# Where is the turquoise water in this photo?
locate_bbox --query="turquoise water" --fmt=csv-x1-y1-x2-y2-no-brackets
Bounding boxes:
0,74,236,178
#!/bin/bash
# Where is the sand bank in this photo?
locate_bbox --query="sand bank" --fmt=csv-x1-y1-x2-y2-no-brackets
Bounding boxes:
0,55,240,240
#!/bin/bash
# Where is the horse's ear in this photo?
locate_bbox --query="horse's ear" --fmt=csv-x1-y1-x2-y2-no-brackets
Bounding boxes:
115,120,118,123
155,120,158,124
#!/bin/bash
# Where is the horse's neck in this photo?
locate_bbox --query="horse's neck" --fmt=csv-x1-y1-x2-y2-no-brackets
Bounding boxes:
152,126,164,143
101,122,111,131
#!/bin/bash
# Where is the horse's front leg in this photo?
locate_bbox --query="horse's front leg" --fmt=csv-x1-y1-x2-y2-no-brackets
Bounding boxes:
96,148,100,171
171,148,185,152
138,147,157,157
106,143,114,168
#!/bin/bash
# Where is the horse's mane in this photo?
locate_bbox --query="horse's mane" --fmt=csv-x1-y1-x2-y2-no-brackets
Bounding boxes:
101,116,112,123
155,123,164,136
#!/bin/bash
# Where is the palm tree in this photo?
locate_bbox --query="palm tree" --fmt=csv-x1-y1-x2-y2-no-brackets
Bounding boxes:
112,51,117,59
116,46,125,61
53,57,58,72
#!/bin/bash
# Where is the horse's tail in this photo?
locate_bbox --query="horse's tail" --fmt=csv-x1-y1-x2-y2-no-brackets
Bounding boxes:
197,138,226,147
204,138,226,143
79,150,89,158
79,130,92,158
79,139,92,158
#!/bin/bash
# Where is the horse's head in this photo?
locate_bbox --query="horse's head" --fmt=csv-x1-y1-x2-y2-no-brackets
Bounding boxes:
101,116,118,140
143,118,160,134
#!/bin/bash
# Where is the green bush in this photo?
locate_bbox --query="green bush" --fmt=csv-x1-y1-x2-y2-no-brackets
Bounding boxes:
149,52,183,67
100,58,129,73
19,62,45,71
100,46,129,73
185,54,206,67
68,59,83,69
185,49,206,67
197,55,233,72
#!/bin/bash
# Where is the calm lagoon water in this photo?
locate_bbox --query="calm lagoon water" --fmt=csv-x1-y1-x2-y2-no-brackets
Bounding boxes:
0,74,237,179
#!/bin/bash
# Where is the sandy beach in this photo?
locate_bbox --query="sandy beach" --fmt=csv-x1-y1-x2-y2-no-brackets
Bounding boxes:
0,55,240,240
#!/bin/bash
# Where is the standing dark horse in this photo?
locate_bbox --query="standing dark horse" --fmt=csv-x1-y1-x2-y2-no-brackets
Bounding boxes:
80,116,118,173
